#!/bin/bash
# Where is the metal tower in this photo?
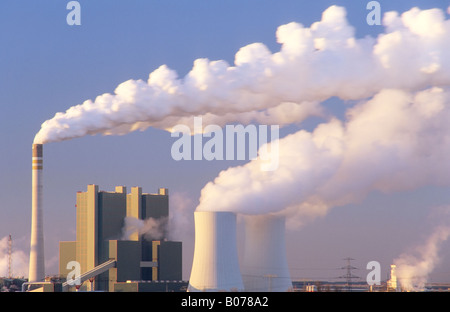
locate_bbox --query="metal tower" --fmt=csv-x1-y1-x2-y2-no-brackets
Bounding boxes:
8,234,12,278
339,257,359,291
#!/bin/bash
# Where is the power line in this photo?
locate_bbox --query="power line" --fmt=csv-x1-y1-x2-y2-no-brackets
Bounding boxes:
338,257,359,292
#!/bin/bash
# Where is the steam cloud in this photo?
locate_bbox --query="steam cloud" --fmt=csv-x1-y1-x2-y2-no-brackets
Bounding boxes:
33,5,450,285
34,6,450,145
121,216,167,241
196,87,450,225
394,224,450,291
168,191,196,241
0,236,28,278
193,7,450,223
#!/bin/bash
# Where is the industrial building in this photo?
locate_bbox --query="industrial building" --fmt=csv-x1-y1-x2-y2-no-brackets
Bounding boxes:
58,184,184,292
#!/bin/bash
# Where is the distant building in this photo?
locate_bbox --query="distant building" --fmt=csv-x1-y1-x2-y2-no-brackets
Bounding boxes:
59,185,183,292
386,264,398,292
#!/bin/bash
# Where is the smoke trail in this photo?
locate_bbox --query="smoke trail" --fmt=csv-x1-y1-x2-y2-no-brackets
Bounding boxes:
196,86,450,227
34,5,450,145
32,4,450,233
0,236,29,278
392,206,450,291
168,191,196,241
121,216,168,241
394,225,450,291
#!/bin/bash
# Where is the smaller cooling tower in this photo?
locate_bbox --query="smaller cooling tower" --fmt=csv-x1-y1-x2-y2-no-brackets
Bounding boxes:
241,214,292,292
188,211,244,292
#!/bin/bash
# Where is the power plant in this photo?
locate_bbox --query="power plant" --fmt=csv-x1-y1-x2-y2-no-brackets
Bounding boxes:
25,184,184,292
24,147,447,293
59,184,183,292
25,143,294,292
29,144,45,283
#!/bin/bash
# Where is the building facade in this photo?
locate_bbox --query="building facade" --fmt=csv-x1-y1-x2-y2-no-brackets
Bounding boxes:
59,184,182,291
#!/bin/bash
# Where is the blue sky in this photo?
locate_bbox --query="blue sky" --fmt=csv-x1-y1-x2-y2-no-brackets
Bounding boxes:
1,0,450,283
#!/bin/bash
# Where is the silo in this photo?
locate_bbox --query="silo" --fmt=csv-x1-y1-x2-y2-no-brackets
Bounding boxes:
241,214,292,292
188,211,244,292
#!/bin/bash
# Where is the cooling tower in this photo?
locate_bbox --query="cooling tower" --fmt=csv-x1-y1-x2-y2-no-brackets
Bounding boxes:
188,211,244,292
29,144,45,282
241,214,292,292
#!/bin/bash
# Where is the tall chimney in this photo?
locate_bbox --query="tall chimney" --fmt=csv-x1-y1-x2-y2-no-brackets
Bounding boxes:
188,211,244,292
29,144,45,282
241,214,292,291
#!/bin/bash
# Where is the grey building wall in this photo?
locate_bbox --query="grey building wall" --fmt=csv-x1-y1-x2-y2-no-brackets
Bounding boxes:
98,190,127,261
108,240,141,290
158,241,182,281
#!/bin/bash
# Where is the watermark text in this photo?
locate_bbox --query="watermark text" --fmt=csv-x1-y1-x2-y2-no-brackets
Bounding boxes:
170,117,279,171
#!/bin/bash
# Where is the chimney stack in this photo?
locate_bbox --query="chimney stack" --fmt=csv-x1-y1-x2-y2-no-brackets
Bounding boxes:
29,144,45,282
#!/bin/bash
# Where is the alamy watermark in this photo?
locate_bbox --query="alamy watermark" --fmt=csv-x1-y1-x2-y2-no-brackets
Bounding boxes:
366,260,381,286
66,1,81,26
66,260,81,286
170,117,279,171
64,2,382,27
366,1,382,26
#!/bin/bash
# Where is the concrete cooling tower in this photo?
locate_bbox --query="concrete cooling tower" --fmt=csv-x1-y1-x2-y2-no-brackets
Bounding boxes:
188,211,244,292
241,214,292,292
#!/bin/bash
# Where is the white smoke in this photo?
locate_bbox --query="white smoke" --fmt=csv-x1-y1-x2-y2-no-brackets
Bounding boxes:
168,191,196,241
394,225,450,291
121,216,167,241
0,236,28,278
196,86,450,227
34,5,450,145
392,206,450,291
32,5,450,278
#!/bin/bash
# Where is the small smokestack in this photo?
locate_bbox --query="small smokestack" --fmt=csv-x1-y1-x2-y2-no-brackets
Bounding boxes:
241,214,292,292
188,211,244,292
29,144,45,282
387,264,398,291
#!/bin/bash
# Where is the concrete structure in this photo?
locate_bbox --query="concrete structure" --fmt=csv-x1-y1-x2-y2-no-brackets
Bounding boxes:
188,211,244,292
29,144,45,283
241,214,292,292
59,185,182,292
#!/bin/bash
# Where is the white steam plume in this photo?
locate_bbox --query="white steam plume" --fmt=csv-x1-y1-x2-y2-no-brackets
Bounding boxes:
394,225,450,291
34,5,450,144
196,86,450,228
32,5,450,236
168,191,196,241
121,216,168,241
0,236,29,278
